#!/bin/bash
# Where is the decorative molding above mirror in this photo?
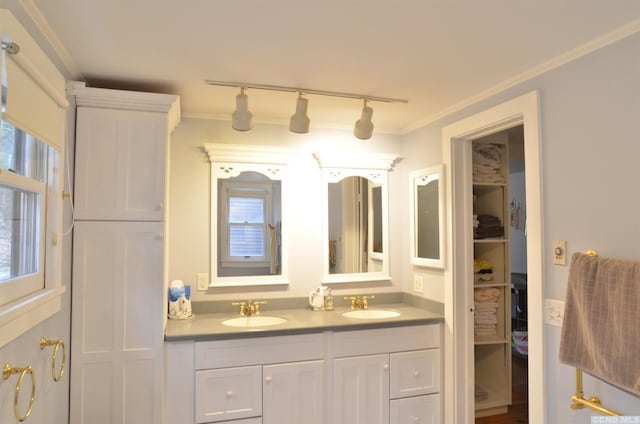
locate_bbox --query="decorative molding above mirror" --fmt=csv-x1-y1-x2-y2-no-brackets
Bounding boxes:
204,143,290,287
409,164,445,269
314,151,398,284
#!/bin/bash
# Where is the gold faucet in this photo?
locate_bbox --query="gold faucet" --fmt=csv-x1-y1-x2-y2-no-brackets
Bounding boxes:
231,300,267,316
344,295,375,310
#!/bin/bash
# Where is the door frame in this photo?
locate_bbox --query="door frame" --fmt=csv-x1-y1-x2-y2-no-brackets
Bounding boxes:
441,90,544,423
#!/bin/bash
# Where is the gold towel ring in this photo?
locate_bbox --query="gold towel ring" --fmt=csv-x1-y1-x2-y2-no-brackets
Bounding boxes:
3,363,36,422
40,337,66,382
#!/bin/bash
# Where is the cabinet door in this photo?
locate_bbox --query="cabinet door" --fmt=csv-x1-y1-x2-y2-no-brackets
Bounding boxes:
70,221,164,424
195,366,262,423
263,360,324,424
74,107,167,221
333,354,389,424
390,394,441,424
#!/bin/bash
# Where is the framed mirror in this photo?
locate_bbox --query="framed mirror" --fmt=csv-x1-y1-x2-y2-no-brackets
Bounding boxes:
315,152,397,283
409,164,445,269
204,144,290,287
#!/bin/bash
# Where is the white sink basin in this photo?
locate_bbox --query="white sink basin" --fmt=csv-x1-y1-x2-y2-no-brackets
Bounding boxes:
342,309,400,319
221,315,287,328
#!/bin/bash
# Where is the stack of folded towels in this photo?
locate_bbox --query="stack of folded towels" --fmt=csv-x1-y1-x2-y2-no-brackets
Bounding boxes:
472,143,505,184
474,287,500,337
473,214,504,239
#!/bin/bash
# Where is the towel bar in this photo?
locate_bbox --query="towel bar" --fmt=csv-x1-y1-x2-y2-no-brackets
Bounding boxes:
568,249,620,416
571,368,620,416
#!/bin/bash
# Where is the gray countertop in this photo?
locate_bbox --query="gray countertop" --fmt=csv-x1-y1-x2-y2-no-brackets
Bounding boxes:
165,299,444,342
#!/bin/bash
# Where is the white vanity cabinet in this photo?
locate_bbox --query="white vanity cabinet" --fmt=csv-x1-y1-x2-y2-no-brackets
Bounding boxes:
165,323,442,424
333,325,441,424
194,334,326,424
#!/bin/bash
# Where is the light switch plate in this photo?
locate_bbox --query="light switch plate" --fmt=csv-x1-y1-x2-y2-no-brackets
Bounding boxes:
544,298,565,327
196,273,209,291
552,240,567,265
413,275,424,294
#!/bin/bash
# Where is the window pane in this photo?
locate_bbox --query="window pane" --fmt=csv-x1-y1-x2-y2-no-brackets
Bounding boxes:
229,225,264,257
229,197,264,224
0,185,40,281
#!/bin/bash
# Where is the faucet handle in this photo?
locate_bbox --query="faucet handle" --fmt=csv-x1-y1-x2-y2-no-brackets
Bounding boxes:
362,295,375,308
252,300,267,314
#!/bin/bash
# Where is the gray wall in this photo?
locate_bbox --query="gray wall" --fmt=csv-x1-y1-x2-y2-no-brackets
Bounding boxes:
399,32,640,421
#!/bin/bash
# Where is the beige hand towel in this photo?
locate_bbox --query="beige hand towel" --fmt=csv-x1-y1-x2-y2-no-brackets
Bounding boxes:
559,252,640,396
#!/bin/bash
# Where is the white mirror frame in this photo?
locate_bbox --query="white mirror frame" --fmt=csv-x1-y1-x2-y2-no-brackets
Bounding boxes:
409,164,446,269
204,143,290,287
315,152,397,284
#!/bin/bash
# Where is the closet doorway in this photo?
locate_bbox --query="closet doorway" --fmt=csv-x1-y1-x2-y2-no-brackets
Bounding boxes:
473,125,528,423
442,91,543,424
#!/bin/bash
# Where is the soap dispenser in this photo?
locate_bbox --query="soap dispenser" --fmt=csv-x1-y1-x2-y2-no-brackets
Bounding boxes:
324,288,334,311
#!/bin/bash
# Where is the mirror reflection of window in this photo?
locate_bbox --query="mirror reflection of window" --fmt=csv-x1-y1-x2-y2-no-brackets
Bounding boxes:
371,186,383,254
217,172,281,277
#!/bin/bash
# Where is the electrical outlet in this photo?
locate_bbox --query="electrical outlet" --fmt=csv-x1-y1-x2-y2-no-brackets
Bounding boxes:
413,275,424,294
544,298,565,327
552,240,567,265
196,273,209,291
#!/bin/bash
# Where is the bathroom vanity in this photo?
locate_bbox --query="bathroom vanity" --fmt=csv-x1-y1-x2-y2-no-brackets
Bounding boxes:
164,301,443,424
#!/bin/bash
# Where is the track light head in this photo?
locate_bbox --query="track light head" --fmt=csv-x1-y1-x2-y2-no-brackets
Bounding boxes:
354,100,374,140
289,93,310,134
232,87,253,131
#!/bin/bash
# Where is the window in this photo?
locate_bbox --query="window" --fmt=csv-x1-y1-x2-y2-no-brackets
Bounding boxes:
0,120,54,306
219,180,273,267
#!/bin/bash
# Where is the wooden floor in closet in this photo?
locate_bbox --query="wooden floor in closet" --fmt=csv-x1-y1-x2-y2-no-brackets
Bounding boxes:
475,354,528,424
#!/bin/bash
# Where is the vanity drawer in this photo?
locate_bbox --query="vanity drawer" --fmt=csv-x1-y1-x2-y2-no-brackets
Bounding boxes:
390,349,441,398
195,366,262,423
390,394,441,424
195,333,324,369
333,324,440,357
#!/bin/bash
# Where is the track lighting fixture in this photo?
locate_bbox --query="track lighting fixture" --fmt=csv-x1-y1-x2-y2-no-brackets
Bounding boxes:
207,80,407,138
289,92,310,134
232,87,253,131
353,100,374,140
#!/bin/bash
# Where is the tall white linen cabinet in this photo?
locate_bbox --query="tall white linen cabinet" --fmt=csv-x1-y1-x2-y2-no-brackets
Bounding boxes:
69,83,180,424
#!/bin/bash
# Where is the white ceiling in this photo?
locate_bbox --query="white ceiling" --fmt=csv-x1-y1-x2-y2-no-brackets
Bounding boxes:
30,0,640,135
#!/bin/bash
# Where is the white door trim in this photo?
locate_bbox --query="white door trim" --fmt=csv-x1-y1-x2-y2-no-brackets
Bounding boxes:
441,90,544,423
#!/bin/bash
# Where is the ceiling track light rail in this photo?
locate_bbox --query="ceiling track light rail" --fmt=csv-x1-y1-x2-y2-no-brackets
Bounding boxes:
206,80,408,104
206,80,407,139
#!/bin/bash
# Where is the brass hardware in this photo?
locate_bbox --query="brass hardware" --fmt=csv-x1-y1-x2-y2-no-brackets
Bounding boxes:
566,250,621,416
3,363,36,422
231,300,267,316
40,337,66,382
571,368,620,416
62,191,71,199
343,295,375,309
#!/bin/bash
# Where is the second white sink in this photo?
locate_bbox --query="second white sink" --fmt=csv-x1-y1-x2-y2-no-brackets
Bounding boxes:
221,316,287,328
342,309,400,319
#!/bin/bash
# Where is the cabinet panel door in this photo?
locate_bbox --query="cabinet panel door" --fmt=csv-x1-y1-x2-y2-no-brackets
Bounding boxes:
70,221,164,424
390,349,441,399
195,366,262,423
75,107,167,221
263,360,324,424
390,394,441,424
333,354,389,424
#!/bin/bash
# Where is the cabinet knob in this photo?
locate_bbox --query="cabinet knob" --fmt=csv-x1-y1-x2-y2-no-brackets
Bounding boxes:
265,376,272,383
157,202,164,211
383,363,389,370
413,370,420,377
225,390,233,398
413,417,420,423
